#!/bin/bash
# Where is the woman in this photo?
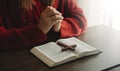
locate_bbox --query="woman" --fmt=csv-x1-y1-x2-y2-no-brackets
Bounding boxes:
0,0,87,50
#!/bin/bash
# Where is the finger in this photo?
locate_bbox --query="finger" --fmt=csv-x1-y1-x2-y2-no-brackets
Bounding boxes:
42,6,51,15
52,21,61,32
47,6,62,17
40,7,51,18
53,20,62,25
56,20,62,24
49,11,62,17
43,6,55,14
50,15,63,22
41,6,57,18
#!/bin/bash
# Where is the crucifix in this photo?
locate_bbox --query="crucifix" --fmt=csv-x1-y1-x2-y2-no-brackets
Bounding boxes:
57,42,77,52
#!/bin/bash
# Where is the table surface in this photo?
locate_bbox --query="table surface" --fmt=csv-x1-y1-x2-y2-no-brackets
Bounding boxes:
1,25,120,71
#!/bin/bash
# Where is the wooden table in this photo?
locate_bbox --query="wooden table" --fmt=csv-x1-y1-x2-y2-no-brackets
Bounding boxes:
1,25,120,71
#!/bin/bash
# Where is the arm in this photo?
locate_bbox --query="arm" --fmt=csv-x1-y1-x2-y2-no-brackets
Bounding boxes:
0,0,48,50
59,0,87,38
0,5,63,50
0,18,47,50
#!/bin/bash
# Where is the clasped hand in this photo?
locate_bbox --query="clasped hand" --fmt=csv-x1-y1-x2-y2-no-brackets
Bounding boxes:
38,6,64,34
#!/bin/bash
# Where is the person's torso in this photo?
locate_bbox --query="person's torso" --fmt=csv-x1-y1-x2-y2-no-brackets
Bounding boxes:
0,0,63,29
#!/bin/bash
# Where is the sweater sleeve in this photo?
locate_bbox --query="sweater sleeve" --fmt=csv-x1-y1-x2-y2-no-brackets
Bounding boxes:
0,19,47,50
59,0,87,38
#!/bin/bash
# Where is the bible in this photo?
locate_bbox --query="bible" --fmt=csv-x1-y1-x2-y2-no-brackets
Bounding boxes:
30,37,101,67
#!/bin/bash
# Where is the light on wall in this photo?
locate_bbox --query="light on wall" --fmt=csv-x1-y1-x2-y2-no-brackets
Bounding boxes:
102,0,120,30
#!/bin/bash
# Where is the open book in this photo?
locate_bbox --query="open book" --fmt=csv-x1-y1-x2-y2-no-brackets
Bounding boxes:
30,37,101,67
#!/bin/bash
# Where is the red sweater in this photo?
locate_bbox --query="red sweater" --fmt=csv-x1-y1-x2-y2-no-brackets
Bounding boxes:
0,0,86,50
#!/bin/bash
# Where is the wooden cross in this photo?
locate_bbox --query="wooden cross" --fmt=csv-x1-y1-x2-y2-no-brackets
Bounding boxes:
57,42,77,52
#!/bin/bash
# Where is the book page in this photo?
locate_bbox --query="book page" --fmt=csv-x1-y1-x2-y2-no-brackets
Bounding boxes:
31,42,76,67
56,37,100,58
